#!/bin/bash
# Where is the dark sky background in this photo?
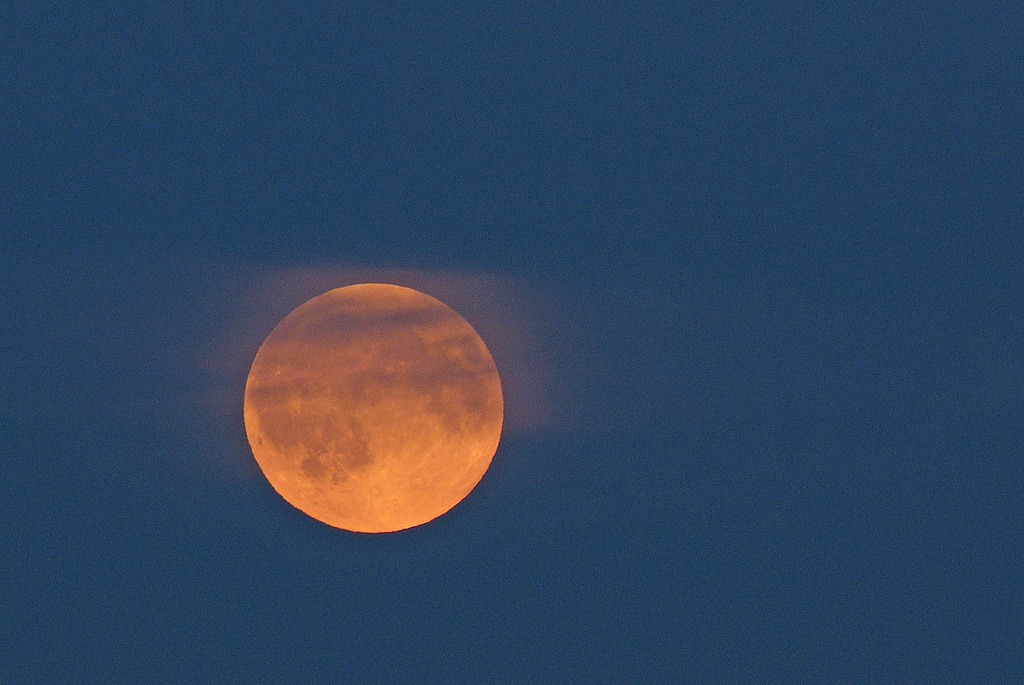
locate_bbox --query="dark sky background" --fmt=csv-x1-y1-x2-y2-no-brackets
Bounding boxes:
3,2,1022,682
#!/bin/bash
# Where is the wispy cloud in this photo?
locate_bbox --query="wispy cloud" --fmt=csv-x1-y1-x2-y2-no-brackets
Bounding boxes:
195,265,564,438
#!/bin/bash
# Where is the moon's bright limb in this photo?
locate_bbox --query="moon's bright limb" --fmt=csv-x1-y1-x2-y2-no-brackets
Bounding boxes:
243,284,503,533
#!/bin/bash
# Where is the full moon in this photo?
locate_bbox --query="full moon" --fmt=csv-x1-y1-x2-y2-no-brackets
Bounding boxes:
243,284,504,533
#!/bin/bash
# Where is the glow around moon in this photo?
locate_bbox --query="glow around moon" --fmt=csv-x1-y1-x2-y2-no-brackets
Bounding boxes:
243,284,504,533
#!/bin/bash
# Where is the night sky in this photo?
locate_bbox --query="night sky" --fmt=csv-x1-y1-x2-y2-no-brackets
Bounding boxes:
3,3,1022,682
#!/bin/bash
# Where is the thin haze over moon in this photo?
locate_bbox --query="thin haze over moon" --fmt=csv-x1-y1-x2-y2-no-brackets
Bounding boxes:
244,284,504,533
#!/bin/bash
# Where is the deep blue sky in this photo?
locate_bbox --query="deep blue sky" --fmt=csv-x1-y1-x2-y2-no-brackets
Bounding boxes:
3,2,1022,682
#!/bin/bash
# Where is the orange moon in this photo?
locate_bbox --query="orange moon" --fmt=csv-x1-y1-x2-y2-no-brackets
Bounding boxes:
243,284,503,533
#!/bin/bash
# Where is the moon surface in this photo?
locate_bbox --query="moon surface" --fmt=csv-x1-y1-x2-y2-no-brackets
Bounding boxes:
243,284,504,533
